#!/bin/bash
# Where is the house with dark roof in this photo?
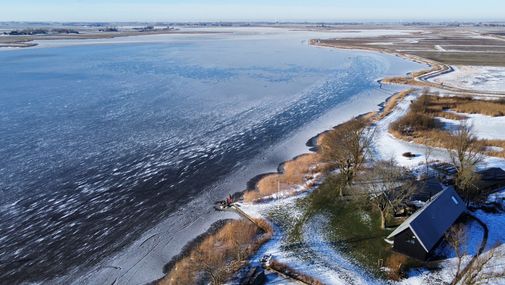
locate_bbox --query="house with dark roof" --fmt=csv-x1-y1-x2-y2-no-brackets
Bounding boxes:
477,167,505,192
386,188,466,260
410,177,444,203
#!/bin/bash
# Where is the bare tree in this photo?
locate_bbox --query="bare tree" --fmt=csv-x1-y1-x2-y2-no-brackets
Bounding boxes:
446,224,505,285
448,122,484,205
320,118,374,196
359,159,414,229
446,223,468,280
461,245,505,285
424,145,433,179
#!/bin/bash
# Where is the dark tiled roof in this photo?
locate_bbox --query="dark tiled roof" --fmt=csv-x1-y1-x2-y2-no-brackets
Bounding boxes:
411,177,444,202
388,188,466,252
478,167,505,181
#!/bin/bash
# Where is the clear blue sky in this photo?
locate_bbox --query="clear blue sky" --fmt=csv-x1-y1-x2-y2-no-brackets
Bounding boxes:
0,0,503,22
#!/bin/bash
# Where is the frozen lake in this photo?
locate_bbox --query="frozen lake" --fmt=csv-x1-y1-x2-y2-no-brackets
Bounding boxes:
0,28,423,284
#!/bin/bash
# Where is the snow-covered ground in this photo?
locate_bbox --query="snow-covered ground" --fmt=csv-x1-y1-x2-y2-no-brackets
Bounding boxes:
430,65,505,93
372,92,505,170
239,195,380,285
372,91,505,283
437,112,505,140
240,186,505,285
236,91,505,284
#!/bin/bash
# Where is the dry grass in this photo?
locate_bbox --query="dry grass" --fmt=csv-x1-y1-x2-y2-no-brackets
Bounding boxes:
159,218,272,285
413,94,505,117
270,260,324,285
382,76,429,87
453,100,505,116
385,253,409,281
244,153,320,202
483,140,505,159
389,94,505,158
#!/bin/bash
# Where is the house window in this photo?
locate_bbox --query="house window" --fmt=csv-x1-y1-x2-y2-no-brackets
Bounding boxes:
406,236,416,245
451,196,459,205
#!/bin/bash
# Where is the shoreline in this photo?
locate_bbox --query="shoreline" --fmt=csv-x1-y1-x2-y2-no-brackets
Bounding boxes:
66,84,410,285
310,40,505,97
33,31,425,284
3,26,503,284
155,54,428,284
0,29,227,49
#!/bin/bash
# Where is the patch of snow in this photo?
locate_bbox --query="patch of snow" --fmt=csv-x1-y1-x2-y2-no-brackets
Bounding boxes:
240,194,380,284
372,93,452,167
301,215,382,285
436,112,505,140
487,188,505,204
430,65,505,93
372,93,505,170
403,188,505,285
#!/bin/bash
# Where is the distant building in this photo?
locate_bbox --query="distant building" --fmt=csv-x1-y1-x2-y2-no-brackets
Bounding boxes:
410,177,444,203
386,188,466,260
477,167,505,192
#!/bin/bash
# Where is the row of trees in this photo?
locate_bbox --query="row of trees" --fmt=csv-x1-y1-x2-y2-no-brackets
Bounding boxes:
319,118,413,229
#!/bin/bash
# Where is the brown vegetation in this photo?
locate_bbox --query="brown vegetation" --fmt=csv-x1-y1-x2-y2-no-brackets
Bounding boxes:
269,260,324,285
413,94,505,117
159,218,272,285
358,159,414,229
244,90,415,203
385,253,409,281
319,118,375,196
389,92,505,158
243,153,321,202
448,123,485,204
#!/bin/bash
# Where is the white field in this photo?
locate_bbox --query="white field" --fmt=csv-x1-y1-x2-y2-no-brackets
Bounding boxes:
437,112,505,140
431,65,505,93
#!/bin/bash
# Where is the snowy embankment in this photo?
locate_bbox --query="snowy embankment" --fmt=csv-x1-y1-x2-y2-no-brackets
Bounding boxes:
239,196,379,285
238,89,505,284
372,92,505,170
430,65,505,93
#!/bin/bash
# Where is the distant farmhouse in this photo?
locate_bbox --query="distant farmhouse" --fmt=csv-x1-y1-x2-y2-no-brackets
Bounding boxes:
387,188,466,260
477,167,505,192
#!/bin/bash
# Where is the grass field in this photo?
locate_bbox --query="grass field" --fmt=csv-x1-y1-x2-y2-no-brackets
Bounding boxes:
316,29,505,67
305,175,394,276
410,51,505,66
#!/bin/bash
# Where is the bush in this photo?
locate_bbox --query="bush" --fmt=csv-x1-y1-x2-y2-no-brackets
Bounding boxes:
385,253,408,280
390,112,439,135
244,154,319,202
159,219,271,285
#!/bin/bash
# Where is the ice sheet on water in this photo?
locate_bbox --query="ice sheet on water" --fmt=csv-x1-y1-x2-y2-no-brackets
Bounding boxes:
0,31,422,283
